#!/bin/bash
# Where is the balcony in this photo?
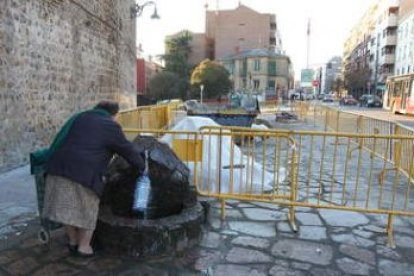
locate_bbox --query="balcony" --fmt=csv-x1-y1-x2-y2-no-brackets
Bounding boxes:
383,53,395,64
384,35,397,46
386,15,398,27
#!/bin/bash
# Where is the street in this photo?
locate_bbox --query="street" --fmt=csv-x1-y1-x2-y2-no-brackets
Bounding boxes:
317,101,414,130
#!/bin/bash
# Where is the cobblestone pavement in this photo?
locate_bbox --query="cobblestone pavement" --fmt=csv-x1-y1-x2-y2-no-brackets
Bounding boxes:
1,113,414,275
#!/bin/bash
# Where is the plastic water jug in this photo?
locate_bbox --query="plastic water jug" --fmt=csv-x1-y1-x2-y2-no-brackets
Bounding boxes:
132,150,151,214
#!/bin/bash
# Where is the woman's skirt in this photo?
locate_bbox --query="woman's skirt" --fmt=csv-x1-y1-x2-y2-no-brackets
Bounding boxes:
42,174,99,230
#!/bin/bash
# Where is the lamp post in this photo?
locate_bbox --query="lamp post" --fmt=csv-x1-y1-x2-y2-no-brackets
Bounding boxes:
130,1,160,19
200,84,204,105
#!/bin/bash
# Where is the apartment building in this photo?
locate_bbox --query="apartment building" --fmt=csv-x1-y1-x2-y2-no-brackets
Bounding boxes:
220,48,293,96
395,0,414,75
206,4,283,60
321,57,342,94
343,0,399,98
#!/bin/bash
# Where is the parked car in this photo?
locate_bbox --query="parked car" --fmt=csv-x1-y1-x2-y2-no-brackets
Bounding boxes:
322,94,335,102
183,99,199,111
339,95,358,106
359,94,382,107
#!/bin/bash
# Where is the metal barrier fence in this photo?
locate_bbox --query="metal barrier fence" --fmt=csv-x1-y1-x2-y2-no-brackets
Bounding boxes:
117,103,178,130
123,126,414,247
292,102,414,182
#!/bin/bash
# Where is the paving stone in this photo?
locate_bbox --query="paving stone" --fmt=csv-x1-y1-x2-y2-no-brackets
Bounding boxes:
330,227,348,233
268,265,305,276
193,250,222,271
309,267,342,276
339,244,375,265
378,259,414,276
226,199,241,205
251,202,282,210
200,232,221,249
363,224,384,233
394,235,414,248
220,230,239,236
277,222,293,232
87,257,123,272
225,247,273,263
118,264,169,276
373,215,408,227
352,229,374,239
231,236,270,250
66,256,96,266
208,218,223,230
223,209,243,219
290,262,312,271
2,206,33,218
331,234,375,247
296,213,323,226
0,226,15,236
336,257,373,275
31,263,81,276
271,239,333,265
394,226,414,236
299,226,327,240
243,208,285,221
294,207,313,212
39,246,71,263
211,202,233,209
4,257,39,275
238,203,255,208
273,259,289,267
377,236,390,246
376,245,402,261
319,210,369,227
229,222,276,238
213,264,267,276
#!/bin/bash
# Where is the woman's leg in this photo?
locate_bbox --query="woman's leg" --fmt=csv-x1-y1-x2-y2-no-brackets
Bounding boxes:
64,225,78,246
77,228,95,254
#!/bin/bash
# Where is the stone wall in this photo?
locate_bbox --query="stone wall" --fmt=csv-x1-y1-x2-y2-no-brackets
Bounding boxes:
0,0,137,172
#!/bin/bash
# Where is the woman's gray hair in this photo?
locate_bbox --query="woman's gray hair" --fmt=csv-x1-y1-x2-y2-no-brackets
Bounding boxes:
95,100,120,116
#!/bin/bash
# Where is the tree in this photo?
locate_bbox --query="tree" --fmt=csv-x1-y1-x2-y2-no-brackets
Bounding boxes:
344,67,370,95
161,31,193,99
190,59,232,99
148,71,181,101
331,77,344,94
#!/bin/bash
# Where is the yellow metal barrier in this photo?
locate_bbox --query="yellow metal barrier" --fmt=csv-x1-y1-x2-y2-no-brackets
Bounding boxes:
292,102,414,185
122,125,414,247
117,103,179,130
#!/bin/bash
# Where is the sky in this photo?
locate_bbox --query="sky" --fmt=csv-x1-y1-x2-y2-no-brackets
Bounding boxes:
134,0,375,77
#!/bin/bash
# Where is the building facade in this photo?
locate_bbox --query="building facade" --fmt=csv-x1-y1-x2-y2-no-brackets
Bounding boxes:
166,4,285,67
343,0,399,98
395,0,414,75
220,49,293,98
206,4,283,60
321,57,343,94
0,0,137,171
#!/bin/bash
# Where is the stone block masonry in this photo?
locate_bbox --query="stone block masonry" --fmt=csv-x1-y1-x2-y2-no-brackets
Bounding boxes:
0,0,137,172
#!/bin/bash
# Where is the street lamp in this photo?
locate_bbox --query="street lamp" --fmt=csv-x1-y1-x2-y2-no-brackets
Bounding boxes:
130,1,160,19
200,84,204,105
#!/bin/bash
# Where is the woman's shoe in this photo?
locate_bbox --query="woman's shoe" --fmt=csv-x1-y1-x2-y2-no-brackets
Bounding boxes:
67,244,78,255
76,250,95,258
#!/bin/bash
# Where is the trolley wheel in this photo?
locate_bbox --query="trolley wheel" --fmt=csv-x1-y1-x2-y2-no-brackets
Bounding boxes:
38,227,50,245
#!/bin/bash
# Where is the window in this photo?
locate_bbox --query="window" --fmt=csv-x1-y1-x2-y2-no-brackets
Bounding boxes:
268,80,275,89
268,61,276,75
254,59,261,71
253,80,260,89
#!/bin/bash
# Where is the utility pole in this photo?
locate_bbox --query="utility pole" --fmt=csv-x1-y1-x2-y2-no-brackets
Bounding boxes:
306,18,311,69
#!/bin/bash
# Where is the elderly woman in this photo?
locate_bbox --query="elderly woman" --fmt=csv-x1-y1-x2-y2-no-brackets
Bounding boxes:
43,100,144,257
